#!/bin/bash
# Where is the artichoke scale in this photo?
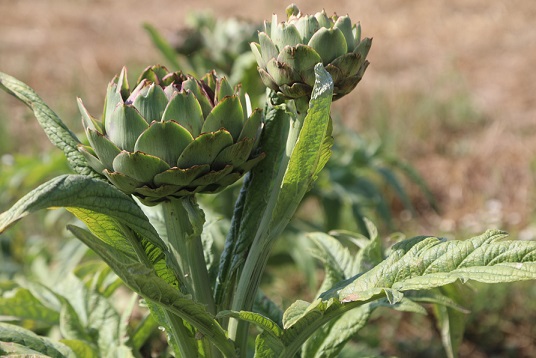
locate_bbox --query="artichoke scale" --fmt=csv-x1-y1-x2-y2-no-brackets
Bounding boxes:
177,129,234,168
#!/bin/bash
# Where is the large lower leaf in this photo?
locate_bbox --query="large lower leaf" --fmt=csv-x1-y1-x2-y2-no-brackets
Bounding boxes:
0,71,92,176
0,174,164,251
253,230,536,357
68,225,236,357
330,230,536,302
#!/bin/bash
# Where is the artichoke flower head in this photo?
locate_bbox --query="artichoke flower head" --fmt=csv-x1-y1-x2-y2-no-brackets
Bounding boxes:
78,65,264,205
251,4,372,100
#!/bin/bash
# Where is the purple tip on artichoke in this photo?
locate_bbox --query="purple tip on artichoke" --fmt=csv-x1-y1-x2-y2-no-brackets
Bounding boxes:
78,65,264,205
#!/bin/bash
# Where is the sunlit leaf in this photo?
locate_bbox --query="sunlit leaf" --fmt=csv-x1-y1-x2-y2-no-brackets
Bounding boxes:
67,225,235,357
0,174,164,252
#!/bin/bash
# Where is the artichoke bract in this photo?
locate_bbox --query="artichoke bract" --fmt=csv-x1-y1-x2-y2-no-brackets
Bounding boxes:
78,65,264,205
251,4,372,101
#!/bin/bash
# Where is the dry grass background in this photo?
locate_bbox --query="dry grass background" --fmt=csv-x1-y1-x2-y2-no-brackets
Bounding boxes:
1,0,536,235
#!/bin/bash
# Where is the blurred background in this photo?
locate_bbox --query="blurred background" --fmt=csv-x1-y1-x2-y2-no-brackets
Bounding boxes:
2,0,535,235
1,0,535,356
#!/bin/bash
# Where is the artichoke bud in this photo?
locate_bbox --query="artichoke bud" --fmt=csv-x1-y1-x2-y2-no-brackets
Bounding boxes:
251,4,372,100
78,65,264,205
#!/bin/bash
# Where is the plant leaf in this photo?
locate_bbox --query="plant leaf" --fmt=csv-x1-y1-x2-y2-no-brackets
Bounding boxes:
0,71,93,176
218,310,283,338
60,340,99,358
253,290,284,327
131,312,159,351
0,287,59,325
0,322,75,358
324,230,536,303
214,105,291,305
67,225,236,357
301,303,373,358
253,230,536,357
431,283,473,358
144,300,197,357
269,63,334,235
49,274,121,356
58,298,93,343
0,174,164,251
308,232,354,295
353,218,383,273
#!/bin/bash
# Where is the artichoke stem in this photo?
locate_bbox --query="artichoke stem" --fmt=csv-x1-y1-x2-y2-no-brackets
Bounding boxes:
161,197,216,315
228,97,309,354
161,197,220,357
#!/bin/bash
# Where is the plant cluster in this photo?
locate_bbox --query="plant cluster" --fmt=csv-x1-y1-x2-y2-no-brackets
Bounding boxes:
1,4,536,358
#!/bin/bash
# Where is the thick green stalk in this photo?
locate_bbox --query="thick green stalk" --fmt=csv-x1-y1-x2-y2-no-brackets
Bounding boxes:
228,98,309,354
150,197,219,357
160,198,215,314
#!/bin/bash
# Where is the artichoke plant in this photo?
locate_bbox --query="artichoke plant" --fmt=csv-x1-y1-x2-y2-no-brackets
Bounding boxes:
251,4,372,101
78,65,264,205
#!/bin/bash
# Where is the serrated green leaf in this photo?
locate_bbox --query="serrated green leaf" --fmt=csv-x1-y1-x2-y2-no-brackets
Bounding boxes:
0,72,93,176
0,174,164,251
253,290,284,327
214,106,291,306
308,232,354,295
218,308,286,358
255,330,285,358
0,322,75,358
270,63,334,232
327,230,536,303
67,208,137,257
282,300,311,329
218,310,283,338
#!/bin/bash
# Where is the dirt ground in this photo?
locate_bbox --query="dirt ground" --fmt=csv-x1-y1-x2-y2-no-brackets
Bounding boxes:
1,0,535,236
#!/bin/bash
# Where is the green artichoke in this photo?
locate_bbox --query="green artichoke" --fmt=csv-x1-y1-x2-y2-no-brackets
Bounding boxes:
78,65,264,205
250,4,372,101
